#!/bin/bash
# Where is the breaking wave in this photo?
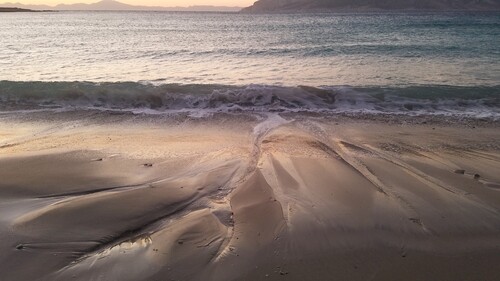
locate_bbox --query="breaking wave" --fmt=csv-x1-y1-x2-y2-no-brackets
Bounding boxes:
0,81,499,119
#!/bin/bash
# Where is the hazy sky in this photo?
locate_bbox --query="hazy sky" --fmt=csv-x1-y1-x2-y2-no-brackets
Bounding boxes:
13,0,256,7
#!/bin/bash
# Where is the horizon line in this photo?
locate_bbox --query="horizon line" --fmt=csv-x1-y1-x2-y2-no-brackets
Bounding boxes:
0,1,245,9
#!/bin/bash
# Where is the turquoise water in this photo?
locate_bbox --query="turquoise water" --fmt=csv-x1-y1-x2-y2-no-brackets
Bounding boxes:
0,11,499,117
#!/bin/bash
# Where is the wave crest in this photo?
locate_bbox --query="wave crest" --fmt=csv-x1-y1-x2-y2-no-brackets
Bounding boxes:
0,81,499,119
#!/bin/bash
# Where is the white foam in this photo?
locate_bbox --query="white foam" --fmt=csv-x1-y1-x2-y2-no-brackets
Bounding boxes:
0,81,498,120
253,114,291,140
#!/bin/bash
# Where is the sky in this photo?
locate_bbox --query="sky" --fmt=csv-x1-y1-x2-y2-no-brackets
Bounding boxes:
10,0,256,7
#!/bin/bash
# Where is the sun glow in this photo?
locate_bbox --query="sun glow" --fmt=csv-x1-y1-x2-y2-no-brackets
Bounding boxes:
7,0,256,7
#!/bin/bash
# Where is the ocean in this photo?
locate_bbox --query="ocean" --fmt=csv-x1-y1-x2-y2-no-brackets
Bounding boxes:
0,11,499,118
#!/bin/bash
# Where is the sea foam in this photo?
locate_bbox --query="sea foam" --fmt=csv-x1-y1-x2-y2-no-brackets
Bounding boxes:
0,81,498,119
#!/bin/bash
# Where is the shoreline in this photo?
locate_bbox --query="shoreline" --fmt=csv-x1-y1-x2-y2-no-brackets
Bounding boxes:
2,108,500,127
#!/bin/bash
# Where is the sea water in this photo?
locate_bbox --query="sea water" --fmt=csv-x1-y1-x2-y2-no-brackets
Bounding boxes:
0,11,499,117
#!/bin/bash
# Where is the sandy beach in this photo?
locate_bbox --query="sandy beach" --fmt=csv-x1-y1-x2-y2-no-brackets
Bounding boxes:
0,111,499,280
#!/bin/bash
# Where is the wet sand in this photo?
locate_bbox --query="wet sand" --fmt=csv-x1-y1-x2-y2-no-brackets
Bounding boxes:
0,111,499,281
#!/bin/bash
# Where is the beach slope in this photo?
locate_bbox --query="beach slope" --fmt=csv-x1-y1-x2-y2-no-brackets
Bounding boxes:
0,112,499,280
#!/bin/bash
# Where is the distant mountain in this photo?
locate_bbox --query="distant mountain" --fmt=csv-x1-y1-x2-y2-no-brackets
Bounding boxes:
0,0,242,11
242,0,500,12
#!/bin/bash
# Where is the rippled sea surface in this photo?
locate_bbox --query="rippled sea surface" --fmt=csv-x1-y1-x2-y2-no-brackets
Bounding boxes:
0,11,499,118
1,11,499,86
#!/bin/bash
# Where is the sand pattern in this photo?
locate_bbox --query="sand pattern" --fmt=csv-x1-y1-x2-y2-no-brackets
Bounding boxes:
0,112,499,280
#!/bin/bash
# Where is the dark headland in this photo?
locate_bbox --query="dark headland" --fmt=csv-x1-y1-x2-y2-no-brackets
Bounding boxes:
0,7,33,12
242,0,500,12
0,7,54,12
